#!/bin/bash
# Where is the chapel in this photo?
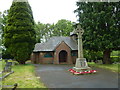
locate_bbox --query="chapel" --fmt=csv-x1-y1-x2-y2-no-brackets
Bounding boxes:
31,35,78,64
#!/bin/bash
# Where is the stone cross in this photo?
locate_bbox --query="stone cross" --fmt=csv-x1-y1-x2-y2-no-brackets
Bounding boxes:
72,24,91,72
73,25,84,58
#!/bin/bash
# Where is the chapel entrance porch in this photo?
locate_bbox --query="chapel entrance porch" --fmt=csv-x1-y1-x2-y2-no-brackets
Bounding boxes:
59,50,67,63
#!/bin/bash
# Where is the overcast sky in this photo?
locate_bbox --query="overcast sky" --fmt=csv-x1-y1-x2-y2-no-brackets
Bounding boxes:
0,0,78,24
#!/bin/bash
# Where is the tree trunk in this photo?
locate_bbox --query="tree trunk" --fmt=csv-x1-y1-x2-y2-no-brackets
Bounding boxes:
103,49,111,64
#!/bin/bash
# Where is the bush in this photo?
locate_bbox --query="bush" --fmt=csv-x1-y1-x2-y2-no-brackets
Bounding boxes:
84,50,103,62
2,49,14,59
111,56,120,63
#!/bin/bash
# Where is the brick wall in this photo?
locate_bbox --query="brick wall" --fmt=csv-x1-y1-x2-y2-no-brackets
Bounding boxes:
54,41,72,64
31,41,78,64
40,52,54,64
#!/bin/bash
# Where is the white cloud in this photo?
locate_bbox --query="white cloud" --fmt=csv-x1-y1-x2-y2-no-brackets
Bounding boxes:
0,0,78,24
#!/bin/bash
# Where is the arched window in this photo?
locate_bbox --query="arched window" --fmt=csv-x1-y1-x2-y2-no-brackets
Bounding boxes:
44,53,53,58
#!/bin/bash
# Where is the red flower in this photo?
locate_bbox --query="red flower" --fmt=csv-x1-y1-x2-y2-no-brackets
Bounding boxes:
83,71,88,74
74,72,80,74
70,69,75,73
68,69,72,71
68,69,97,75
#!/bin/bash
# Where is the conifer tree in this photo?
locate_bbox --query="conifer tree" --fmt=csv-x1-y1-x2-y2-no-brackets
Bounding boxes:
75,2,120,64
4,0,36,64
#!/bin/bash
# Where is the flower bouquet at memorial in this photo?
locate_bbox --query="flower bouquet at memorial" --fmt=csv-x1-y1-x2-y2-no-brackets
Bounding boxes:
68,69,97,75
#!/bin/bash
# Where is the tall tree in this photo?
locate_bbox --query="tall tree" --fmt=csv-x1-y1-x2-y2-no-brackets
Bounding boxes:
0,10,9,45
35,22,54,43
0,12,3,53
34,22,46,43
75,2,120,64
53,19,73,36
0,12,2,43
0,10,10,56
35,19,73,43
3,0,36,64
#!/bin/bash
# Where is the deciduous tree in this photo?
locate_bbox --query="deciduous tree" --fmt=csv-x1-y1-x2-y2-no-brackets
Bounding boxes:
35,19,73,43
53,19,73,36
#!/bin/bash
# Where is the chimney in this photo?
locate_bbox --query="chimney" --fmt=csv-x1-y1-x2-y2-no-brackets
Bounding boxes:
70,31,77,42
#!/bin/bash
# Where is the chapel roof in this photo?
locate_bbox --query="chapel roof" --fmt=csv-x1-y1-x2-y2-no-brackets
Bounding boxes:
33,36,78,52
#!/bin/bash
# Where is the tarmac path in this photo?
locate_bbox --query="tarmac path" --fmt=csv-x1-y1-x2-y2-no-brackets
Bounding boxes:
34,64,119,89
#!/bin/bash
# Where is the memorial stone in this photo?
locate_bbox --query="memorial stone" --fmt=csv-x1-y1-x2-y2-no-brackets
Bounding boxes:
72,25,91,72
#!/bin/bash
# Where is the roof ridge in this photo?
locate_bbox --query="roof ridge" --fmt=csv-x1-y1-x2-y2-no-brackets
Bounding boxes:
53,41,71,51
33,36,78,52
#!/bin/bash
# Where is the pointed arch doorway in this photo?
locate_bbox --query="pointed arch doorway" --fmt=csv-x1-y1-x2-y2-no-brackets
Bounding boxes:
59,50,67,63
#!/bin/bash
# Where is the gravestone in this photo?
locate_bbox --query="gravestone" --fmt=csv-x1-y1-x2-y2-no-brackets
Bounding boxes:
3,62,12,72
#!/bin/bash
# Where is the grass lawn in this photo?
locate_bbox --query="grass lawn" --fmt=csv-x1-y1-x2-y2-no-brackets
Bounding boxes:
88,62,119,73
0,60,6,72
2,64,47,89
0,61,2,72
0,60,4,77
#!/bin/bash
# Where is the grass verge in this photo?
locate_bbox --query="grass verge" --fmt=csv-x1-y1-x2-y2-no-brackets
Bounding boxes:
0,61,2,72
0,60,5,72
88,62,119,73
2,64,47,88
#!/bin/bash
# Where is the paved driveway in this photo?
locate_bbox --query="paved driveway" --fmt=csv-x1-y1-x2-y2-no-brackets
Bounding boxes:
34,64,119,88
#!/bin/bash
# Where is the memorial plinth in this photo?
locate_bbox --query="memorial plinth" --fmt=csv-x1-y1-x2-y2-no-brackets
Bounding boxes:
73,58,91,72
